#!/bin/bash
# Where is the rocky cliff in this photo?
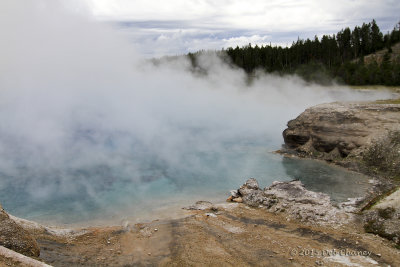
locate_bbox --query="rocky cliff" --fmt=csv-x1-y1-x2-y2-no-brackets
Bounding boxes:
282,102,400,168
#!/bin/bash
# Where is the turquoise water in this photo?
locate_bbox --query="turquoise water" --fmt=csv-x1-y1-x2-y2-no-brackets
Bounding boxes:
0,138,370,225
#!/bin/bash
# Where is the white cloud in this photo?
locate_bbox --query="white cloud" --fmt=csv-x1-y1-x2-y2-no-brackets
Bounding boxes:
81,0,400,56
6,0,400,56
87,0,399,30
222,35,271,48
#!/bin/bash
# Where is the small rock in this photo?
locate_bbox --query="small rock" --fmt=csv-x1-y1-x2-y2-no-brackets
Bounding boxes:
139,227,152,238
154,228,158,232
183,201,214,210
377,253,381,257
244,178,259,189
233,197,243,203
205,213,217,218
230,190,239,198
226,196,233,202
211,206,218,212
239,178,260,197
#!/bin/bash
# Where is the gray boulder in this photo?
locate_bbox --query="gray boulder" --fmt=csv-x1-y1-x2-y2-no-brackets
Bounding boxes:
238,178,260,196
229,178,353,225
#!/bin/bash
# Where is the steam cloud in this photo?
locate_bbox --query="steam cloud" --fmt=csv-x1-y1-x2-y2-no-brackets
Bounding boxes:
0,1,394,222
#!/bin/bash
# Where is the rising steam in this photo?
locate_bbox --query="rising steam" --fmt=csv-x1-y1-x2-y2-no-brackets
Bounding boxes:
0,1,394,223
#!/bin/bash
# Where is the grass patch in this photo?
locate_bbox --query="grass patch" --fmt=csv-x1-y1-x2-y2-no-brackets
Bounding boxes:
349,85,400,91
378,207,395,219
375,98,400,104
362,130,400,181
360,187,399,212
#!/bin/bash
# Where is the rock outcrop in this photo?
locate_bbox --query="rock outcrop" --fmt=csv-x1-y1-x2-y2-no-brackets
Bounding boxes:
282,101,400,245
228,178,354,225
363,188,400,245
0,204,40,257
282,102,400,160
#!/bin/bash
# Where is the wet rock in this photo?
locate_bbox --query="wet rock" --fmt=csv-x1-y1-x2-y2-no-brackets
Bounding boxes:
229,190,239,198
0,205,40,257
232,197,243,203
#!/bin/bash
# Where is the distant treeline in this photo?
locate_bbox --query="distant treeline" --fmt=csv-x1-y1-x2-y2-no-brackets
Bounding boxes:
188,20,400,85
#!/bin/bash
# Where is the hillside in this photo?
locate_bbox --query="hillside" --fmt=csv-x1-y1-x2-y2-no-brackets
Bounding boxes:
361,42,400,65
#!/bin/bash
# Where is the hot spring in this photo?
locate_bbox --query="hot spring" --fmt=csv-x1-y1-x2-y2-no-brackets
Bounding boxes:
0,137,375,226
0,86,392,226
0,1,395,226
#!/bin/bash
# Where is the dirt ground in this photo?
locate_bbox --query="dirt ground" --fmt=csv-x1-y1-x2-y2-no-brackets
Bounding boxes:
19,203,399,267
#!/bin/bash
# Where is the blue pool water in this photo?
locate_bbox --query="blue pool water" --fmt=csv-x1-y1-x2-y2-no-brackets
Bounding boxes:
0,88,389,226
0,139,370,226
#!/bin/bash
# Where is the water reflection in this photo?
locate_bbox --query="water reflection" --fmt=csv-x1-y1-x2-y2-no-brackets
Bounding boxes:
281,156,370,202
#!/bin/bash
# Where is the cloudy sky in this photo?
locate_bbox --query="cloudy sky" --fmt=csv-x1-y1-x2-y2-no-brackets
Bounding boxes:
81,0,400,57
39,1,400,57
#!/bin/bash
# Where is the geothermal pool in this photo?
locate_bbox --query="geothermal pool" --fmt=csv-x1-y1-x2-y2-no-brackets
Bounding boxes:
0,87,395,226
0,1,397,226
0,138,371,226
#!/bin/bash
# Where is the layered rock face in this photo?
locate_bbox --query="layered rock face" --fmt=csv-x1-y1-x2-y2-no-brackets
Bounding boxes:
0,204,40,257
282,102,400,159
